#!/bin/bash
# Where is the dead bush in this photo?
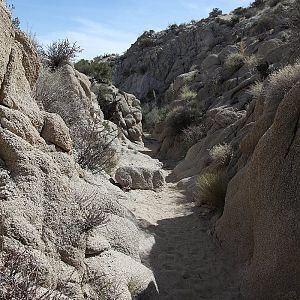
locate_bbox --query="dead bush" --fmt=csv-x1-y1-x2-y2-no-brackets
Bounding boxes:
265,62,300,105
33,67,119,174
41,39,82,70
0,249,65,299
182,125,206,151
209,143,232,168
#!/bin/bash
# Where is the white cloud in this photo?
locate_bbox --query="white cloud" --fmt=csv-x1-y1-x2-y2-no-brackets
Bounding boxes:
38,18,137,59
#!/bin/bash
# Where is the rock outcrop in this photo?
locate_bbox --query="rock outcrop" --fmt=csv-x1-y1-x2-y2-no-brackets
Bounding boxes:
0,2,158,299
95,83,143,144
215,65,300,299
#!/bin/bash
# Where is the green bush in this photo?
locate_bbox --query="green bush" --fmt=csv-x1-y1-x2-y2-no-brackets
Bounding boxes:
250,0,264,8
166,106,203,135
143,105,169,130
253,16,275,34
232,7,247,15
74,58,112,83
196,171,228,212
209,8,222,18
138,38,156,48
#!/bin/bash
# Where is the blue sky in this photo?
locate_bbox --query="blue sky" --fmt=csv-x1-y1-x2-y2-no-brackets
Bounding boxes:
8,0,251,59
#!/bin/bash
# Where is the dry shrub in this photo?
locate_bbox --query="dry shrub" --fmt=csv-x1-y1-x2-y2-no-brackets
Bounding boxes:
76,121,120,174
248,81,263,100
244,54,260,71
33,67,119,173
142,105,168,130
265,62,300,104
224,52,245,72
0,249,65,299
209,143,232,168
182,125,206,150
196,171,228,212
41,39,82,70
179,85,197,102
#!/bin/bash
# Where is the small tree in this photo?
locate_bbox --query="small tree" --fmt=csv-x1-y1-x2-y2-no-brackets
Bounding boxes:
209,8,222,18
41,39,82,70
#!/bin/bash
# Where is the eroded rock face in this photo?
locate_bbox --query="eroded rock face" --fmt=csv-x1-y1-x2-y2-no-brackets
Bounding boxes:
215,72,300,300
0,2,157,299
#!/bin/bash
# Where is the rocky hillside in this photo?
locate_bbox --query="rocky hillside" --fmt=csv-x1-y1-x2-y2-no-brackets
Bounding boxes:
114,0,295,103
0,0,299,299
0,1,161,299
112,0,300,299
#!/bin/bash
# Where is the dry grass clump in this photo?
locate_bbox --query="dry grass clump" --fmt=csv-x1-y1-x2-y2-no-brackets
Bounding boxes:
196,171,228,212
265,62,300,104
209,143,232,168
248,81,264,100
244,54,260,72
225,41,260,73
179,85,197,102
224,52,245,72
182,124,206,151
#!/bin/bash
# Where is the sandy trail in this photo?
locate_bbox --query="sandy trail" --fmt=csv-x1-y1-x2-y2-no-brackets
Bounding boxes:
123,137,240,300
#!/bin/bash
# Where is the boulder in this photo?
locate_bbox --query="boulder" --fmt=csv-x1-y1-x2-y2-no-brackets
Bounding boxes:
41,112,73,152
115,166,165,190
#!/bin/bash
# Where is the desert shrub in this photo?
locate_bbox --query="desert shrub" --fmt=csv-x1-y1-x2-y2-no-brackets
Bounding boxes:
209,8,222,18
248,81,263,100
265,62,300,105
269,0,281,7
168,23,178,30
252,16,275,34
76,121,120,174
41,39,82,70
250,0,264,8
244,54,260,71
139,37,156,48
74,58,112,83
0,249,65,299
34,68,119,173
179,85,197,102
165,106,203,135
143,105,169,129
232,7,247,15
196,171,228,212
224,52,245,72
209,143,232,168
75,185,109,232
182,125,206,150
182,72,196,84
